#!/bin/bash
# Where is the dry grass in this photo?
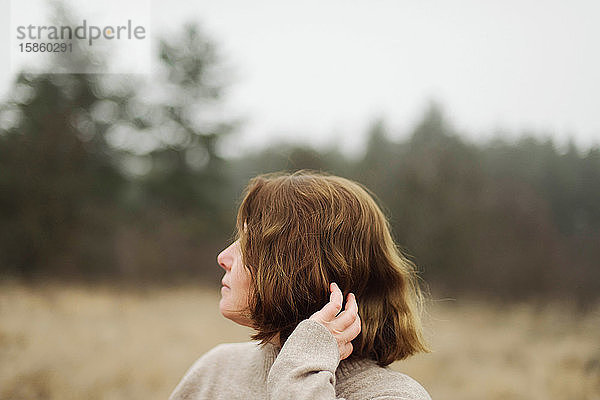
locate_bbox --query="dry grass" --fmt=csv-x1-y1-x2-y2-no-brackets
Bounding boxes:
1,282,599,400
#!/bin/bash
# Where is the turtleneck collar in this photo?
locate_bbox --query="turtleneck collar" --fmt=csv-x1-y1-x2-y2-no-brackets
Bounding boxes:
336,357,379,379
262,341,280,371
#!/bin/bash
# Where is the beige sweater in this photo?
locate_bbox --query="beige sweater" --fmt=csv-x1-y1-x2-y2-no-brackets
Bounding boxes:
169,319,431,400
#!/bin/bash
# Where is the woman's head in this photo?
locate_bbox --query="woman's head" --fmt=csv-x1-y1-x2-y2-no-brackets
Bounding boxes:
219,170,429,366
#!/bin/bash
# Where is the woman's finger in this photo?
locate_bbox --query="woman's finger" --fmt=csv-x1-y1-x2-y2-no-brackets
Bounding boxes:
345,292,358,315
320,282,343,321
341,313,362,342
330,282,343,311
336,293,358,329
340,342,354,361
337,311,357,330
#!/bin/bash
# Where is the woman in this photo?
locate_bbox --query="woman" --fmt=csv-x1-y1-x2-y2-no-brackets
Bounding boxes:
170,171,431,400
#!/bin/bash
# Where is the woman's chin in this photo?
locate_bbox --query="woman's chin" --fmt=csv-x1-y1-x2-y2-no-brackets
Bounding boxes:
218,300,230,317
219,303,237,320
219,306,252,327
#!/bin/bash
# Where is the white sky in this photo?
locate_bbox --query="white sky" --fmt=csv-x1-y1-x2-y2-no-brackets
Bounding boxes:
1,0,599,156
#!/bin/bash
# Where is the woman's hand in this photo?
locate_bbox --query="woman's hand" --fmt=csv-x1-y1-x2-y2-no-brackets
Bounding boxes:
309,282,361,361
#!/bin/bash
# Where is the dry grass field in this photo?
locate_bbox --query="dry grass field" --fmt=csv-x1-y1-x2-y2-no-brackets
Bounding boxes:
1,282,599,400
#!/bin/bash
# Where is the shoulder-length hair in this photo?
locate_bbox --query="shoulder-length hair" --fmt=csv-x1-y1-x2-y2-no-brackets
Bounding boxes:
236,170,429,366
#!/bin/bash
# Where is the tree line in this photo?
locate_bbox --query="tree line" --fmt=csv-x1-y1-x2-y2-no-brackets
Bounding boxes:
1,20,598,303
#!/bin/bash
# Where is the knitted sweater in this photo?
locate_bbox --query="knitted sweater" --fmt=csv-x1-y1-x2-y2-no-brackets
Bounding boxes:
169,319,431,400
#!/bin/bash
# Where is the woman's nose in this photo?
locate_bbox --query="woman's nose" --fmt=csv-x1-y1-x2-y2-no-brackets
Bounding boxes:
217,247,231,271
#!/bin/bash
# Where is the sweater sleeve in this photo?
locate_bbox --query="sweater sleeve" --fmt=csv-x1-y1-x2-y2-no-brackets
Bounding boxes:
267,319,345,400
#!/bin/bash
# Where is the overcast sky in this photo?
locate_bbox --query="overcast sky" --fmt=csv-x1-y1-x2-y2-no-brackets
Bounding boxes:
2,0,599,156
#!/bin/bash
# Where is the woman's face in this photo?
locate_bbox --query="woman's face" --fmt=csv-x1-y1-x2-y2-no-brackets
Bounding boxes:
217,239,253,327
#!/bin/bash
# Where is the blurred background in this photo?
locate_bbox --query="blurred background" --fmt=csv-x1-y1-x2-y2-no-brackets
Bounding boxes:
1,1,599,399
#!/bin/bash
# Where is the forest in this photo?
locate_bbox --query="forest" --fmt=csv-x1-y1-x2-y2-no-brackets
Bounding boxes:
1,22,599,304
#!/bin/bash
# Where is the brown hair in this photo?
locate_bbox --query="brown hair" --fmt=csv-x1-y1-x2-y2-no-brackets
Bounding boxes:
236,171,429,366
